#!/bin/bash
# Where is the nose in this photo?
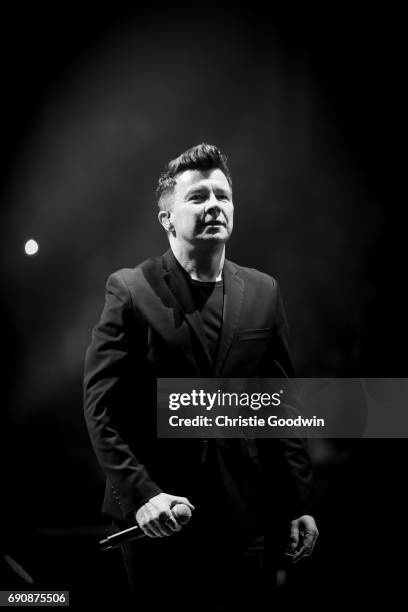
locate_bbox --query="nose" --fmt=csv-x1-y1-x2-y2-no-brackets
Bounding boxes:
205,193,222,217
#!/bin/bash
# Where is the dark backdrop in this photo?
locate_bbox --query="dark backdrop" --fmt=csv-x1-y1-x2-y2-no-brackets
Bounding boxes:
0,5,405,607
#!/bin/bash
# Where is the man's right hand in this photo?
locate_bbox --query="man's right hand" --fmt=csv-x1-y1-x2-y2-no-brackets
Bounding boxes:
134,493,195,538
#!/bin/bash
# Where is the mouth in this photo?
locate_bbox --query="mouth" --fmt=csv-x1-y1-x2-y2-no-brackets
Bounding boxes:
205,221,225,227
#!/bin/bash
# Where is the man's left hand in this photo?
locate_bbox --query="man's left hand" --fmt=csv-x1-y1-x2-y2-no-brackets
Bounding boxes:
287,515,319,564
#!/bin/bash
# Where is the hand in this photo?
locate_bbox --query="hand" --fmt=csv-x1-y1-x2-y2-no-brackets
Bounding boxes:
286,515,319,564
134,493,195,538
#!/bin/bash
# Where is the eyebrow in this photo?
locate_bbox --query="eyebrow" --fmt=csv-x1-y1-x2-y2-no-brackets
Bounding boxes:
185,185,231,197
185,187,207,195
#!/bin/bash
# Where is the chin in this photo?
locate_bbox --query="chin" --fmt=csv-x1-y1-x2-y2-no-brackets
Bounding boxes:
205,227,228,237
202,234,229,244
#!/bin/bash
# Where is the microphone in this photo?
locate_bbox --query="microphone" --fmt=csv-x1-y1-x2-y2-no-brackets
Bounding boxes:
99,503,192,550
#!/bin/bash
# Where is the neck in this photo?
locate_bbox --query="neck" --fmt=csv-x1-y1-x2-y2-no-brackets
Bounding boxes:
170,241,225,282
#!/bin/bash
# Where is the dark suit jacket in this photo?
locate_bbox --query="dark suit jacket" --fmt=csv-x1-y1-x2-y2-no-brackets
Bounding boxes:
83,249,313,526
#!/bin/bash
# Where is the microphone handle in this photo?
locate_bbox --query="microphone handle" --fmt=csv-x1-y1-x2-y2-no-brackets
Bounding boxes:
99,524,146,551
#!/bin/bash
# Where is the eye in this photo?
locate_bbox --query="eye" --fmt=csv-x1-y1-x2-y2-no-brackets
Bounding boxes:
188,194,205,202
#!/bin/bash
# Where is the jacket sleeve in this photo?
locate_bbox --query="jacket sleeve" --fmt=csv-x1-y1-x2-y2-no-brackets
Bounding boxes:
83,272,162,519
259,278,315,519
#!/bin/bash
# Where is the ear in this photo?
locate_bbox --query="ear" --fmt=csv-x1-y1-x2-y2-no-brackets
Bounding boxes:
158,209,173,232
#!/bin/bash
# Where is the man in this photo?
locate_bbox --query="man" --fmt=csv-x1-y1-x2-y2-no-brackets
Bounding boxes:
84,143,318,610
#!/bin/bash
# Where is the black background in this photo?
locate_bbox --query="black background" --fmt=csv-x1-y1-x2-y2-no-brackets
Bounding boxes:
0,5,405,608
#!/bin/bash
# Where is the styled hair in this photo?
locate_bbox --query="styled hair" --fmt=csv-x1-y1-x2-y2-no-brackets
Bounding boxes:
156,143,232,210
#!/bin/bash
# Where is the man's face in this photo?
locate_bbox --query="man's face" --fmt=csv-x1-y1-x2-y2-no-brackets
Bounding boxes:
168,168,234,247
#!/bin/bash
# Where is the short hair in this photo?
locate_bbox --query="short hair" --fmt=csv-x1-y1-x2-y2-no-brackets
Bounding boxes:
156,143,232,210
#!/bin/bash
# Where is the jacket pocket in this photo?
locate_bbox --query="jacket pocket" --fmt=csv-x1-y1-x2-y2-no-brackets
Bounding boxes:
238,328,271,341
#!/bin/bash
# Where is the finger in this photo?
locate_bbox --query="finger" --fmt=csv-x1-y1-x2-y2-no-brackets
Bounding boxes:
303,530,318,550
303,530,316,546
140,524,159,538
293,544,312,563
157,511,180,534
162,518,180,536
147,521,165,538
154,517,178,537
293,532,315,563
140,508,163,537
161,521,181,536
288,523,299,551
166,513,182,532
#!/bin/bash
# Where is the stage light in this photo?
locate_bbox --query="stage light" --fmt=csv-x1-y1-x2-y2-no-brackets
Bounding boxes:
24,239,39,256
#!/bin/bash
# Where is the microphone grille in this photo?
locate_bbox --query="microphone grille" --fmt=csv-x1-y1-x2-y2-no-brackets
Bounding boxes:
172,503,192,525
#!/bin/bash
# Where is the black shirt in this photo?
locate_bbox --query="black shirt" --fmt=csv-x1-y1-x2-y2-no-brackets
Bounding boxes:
187,274,265,536
188,278,224,366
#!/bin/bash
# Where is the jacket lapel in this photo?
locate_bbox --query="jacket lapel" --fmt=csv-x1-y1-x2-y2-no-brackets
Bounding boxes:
214,259,244,376
129,251,208,375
